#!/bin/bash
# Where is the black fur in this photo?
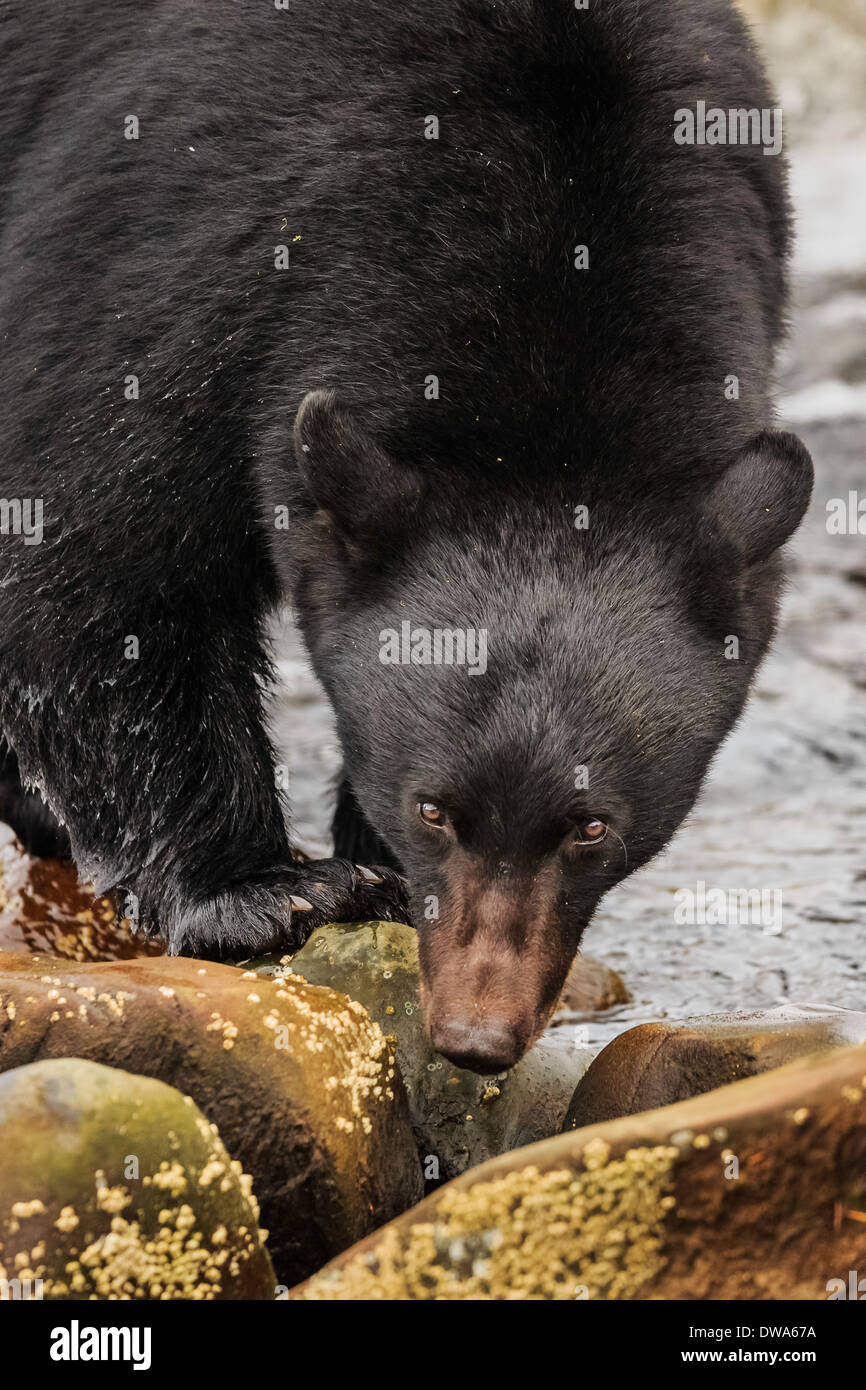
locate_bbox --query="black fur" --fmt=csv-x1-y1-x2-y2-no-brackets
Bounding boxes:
0,1,811,985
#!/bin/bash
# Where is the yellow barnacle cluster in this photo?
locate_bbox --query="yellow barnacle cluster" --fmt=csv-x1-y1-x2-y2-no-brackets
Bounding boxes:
147,1161,188,1199
205,1011,239,1050
59,1204,246,1300
262,976,398,1136
300,1145,679,1301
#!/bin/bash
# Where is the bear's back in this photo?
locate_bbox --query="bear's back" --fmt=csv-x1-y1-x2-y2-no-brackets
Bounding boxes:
0,0,788,501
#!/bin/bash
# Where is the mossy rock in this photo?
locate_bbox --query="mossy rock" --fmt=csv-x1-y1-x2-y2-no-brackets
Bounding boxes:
255,922,594,1181
0,952,423,1285
0,1058,274,1299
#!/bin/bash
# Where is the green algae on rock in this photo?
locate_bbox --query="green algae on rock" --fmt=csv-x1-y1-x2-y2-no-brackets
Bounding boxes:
254,921,594,1182
0,951,423,1285
291,1043,866,1300
0,1058,273,1299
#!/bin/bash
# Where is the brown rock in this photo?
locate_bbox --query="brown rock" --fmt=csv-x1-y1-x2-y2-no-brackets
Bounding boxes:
565,1004,866,1130
0,835,163,961
290,1043,866,1300
555,953,630,1013
0,951,423,1284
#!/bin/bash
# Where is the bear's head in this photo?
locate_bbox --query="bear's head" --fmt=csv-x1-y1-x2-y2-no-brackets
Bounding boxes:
289,390,813,1073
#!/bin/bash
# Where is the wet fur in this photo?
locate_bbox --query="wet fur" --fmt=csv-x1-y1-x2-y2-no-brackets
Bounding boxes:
0,2,810,1011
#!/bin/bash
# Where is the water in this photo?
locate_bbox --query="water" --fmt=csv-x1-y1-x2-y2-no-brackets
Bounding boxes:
269,9,866,1050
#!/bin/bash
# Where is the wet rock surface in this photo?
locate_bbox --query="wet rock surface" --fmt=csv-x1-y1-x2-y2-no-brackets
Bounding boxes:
566,1004,866,1130
292,1043,866,1300
0,1057,273,1300
0,831,163,962
252,923,595,1182
555,953,630,1015
0,952,423,1285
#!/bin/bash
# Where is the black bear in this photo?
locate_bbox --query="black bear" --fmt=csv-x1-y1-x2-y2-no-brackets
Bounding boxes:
0,0,812,1072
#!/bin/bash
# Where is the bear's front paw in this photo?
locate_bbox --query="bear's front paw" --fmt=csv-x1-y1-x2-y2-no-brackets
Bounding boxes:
162,859,408,959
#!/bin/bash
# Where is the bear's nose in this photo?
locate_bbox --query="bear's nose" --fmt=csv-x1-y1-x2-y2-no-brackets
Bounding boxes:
431,1016,522,1074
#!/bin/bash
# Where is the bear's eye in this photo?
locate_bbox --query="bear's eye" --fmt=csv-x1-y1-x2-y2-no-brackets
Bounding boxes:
574,818,608,845
418,801,448,828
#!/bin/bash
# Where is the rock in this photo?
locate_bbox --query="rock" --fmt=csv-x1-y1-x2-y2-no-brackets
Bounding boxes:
261,922,594,1182
564,1004,866,1130
554,953,630,1014
0,1057,273,1299
0,952,423,1284
0,834,163,961
290,1042,866,1300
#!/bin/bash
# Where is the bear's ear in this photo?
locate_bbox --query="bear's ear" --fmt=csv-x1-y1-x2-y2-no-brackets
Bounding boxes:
293,389,422,543
704,430,813,566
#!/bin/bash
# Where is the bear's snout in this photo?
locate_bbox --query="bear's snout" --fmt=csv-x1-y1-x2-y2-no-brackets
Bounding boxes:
429,1013,523,1074
417,869,580,1074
